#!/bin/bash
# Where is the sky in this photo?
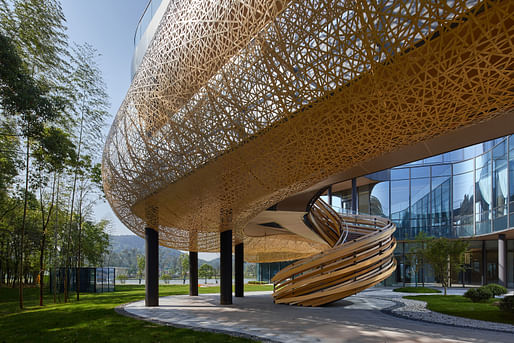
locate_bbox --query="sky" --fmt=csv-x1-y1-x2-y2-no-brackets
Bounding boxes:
61,1,218,260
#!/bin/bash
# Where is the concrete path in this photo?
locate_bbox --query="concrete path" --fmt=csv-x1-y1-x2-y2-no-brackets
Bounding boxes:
120,289,514,343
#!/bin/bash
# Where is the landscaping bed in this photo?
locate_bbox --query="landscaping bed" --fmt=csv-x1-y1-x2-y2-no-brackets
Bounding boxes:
393,286,441,293
404,294,514,325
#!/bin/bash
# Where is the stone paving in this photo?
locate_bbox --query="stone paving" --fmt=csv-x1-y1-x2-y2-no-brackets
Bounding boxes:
120,288,514,343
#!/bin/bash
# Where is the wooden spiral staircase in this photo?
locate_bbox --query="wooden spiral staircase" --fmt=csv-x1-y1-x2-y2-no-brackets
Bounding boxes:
272,198,397,306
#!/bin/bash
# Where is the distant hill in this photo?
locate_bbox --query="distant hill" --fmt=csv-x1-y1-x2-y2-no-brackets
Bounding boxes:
109,234,147,252
106,235,219,275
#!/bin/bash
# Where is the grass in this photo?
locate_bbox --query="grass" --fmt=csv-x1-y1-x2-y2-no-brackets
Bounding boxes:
393,286,441,293
404,295,514,325
0,283,273,342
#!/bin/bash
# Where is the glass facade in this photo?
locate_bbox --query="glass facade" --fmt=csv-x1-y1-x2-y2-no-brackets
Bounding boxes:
330,135,514,287
332,135,513,241
259,135,514,287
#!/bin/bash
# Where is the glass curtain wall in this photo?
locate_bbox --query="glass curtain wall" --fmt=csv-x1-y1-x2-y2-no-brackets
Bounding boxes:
331,135,513,286
333,135,513,240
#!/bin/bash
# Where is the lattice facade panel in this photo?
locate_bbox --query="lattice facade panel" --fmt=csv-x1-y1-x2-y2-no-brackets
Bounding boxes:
103,0,514,257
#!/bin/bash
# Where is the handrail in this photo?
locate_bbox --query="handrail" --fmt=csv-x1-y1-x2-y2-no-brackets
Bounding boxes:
272,198,396,306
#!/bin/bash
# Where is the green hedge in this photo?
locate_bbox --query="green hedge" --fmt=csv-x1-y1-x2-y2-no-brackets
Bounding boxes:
464,287,492,302
482,283,507,297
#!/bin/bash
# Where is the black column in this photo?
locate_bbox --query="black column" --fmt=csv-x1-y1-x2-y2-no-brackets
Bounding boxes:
145,227,159,306
482,240,487,285
235,243,244,297
220,229,232,305
327,185,332,206
351,177,358,213
498,234,507,287
189,251,198,296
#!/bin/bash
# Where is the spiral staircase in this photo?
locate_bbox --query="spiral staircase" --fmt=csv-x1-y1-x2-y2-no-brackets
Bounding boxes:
272,198,396,306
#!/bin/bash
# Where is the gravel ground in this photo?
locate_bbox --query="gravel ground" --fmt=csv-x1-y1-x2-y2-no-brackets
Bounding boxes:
367,288,514,333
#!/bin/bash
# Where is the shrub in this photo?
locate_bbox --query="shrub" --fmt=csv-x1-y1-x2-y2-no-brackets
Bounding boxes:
499,296,514,313
464,287,493,302
116,274,127,284
483,283,507,297
248,280,267,284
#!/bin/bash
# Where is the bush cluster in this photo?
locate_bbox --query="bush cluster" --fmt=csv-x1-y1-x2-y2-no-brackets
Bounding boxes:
464,287,493,302
248,280,267,285
482,283,507,297
499,296,514,313
464,284,507,303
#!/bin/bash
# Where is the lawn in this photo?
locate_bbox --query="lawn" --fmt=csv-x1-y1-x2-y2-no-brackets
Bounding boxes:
0,284,273,342
404,295,514,325
393,287,441,293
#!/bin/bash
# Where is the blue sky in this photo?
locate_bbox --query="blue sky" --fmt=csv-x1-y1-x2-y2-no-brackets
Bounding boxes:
61,1,219,260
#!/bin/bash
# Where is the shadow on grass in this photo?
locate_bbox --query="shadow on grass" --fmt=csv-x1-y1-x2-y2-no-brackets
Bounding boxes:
0,284,266,342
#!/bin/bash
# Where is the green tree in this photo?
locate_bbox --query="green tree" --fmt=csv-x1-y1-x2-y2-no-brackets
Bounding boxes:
137,254,145,284
63,43,108,301
0,32,66,309
199,263,214,283
180,254,189,284
161,272,172,284
422,237,468,295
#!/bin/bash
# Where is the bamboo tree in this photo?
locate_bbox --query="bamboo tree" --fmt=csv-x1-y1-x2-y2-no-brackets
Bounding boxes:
1,0,69,309
65,43,109,301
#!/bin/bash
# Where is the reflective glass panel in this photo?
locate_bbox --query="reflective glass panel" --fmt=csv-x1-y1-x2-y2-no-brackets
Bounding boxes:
431,177,451,237
493,142,508,231
432,164,451,177
475,158,491,235
453,171,474,237
453,159,474,175
370,181,389,217
391,180,410,237
411,166,430,179
391,168,409,180
411,178,430,237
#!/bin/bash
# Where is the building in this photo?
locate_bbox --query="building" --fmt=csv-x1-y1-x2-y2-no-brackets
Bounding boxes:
258,135,514,288
102,0,514,306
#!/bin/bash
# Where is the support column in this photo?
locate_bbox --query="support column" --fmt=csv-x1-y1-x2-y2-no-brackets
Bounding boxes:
189,251,198,296
235,243,244,297
351,177,358,214
220,229,232,305
482,240,487,285
499,234,507,287
145,227,159,306
327,185,332,206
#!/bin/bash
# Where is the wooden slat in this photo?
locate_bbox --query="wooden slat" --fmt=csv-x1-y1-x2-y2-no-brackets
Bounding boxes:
272,198,396,306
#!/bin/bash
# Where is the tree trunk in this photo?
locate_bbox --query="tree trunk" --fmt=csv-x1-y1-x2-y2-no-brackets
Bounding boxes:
38,173,56,306
19,137,30,309
52,176,60,304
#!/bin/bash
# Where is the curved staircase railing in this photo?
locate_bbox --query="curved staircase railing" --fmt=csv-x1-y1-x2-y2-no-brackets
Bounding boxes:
272,198,396,306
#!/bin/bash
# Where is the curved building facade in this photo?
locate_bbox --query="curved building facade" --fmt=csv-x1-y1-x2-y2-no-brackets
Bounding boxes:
103,0,514,305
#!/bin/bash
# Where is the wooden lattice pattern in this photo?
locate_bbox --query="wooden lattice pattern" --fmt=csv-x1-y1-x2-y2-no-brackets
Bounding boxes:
102,0,514,257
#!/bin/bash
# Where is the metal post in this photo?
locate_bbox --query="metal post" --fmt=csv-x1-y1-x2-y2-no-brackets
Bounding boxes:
145,227,159,306
235,243,244,297
327,185,333,206
498,234,507,286
189,251,198,296
351,177,358,214
220,229,232,305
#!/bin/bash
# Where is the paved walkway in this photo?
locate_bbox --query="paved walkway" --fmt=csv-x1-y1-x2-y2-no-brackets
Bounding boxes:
120,289,514,343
